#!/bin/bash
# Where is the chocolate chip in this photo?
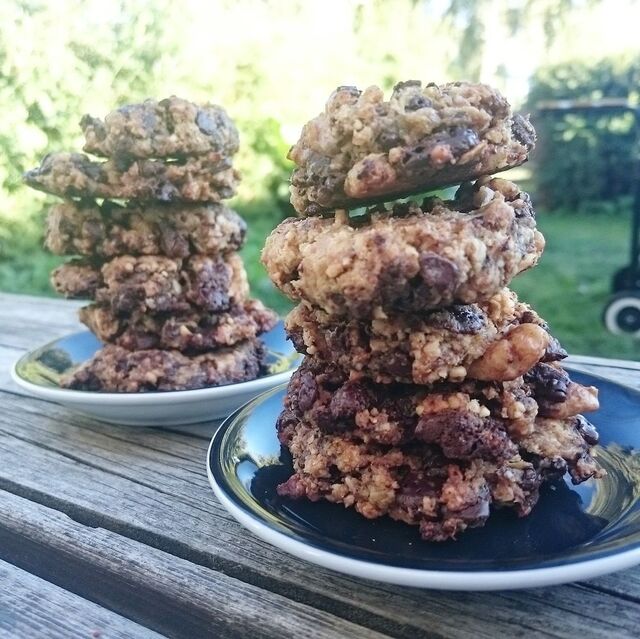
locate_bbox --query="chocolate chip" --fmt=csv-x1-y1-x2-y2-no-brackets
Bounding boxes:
330,381,371,420
276,409,299,444
524,363,569,404
418,252,458,297
416,410,516,460
575,415,599,446
446,127,480,155
159,227,189,258
312,404,343,432
405,95,432,112
185,259,231,311
111,288,143,315
295,371,318,413
541,336,568,362
82,159,104,181
376,128,402,150
397,469,445,510
390,202,412,217
428,305,485,334
112,154,133,172
379,392,419,438
336,85,361,97
157,183,179,202
141,110,158,132
383,351,413,378
196,110,217,136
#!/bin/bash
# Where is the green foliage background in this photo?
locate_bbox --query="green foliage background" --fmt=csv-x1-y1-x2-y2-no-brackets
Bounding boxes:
527,55,640,208
1,0,640,359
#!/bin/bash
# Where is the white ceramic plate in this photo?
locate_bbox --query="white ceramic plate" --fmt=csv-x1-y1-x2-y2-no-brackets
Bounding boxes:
11,323,299,427
207,374,640,590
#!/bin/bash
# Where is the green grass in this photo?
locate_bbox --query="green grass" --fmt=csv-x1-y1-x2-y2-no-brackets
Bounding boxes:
1,205,638,361
240,212,292,316
511,208,639,359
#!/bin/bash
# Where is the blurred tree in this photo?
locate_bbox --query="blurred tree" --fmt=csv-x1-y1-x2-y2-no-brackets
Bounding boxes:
0,0,635,298
445,0,603,81
0,0,176,292
527,55,640,207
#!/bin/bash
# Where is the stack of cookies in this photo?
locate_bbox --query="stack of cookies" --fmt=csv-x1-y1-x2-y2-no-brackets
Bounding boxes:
262,81,604,541
24,97,277,392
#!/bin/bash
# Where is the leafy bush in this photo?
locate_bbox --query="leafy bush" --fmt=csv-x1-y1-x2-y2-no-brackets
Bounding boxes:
527,55,640,208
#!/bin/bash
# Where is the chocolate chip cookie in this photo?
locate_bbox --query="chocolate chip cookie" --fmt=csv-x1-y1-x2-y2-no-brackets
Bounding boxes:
45,200,247,258
79,298,278,352
52,253,248,314
276,360,602,541
286,289,565,384
279,357,599,457
277,418,543,541
24,152,239,202
263,178,544,317
289,81,535,215
81,96,239,159
63,339,266,392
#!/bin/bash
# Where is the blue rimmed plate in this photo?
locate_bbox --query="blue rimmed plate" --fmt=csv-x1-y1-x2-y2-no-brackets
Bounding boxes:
12,322,299,427
207,369,640,590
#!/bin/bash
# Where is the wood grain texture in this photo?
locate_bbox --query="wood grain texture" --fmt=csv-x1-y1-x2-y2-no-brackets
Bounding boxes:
0,387,639,638
0,558,166,639
0,490,387,639
2,294,640,639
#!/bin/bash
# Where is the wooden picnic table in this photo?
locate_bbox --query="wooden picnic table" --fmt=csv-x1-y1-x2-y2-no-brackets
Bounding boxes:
1,292,639,639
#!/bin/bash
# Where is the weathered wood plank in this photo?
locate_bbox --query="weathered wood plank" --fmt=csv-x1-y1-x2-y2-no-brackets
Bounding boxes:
0,557,165,639
3,295,640,638
0,391,639,638
0,490,387,639
0,294,82,349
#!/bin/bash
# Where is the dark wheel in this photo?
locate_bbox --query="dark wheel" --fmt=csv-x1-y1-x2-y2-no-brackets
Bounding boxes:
603,292,640,336
612,266,640,293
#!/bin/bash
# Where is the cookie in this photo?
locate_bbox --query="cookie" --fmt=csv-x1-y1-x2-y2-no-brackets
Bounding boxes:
263,178,544,317
52,253,248,314
62,339,266,392
79,298,278,352
286,289,566,384
80,96,239,159
518,414,603,485
23,152,238,202
276,418,543,541
288,81,535,215
279,358,600,463
50,259,100,299
45,200,246,258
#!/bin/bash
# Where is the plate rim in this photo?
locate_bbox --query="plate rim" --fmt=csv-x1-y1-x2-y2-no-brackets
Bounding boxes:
206,378,640,591
11,328,298,406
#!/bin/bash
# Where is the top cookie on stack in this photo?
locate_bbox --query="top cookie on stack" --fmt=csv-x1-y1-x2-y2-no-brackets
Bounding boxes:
24,96,277,392
288,81,535,215
25,97,240,202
